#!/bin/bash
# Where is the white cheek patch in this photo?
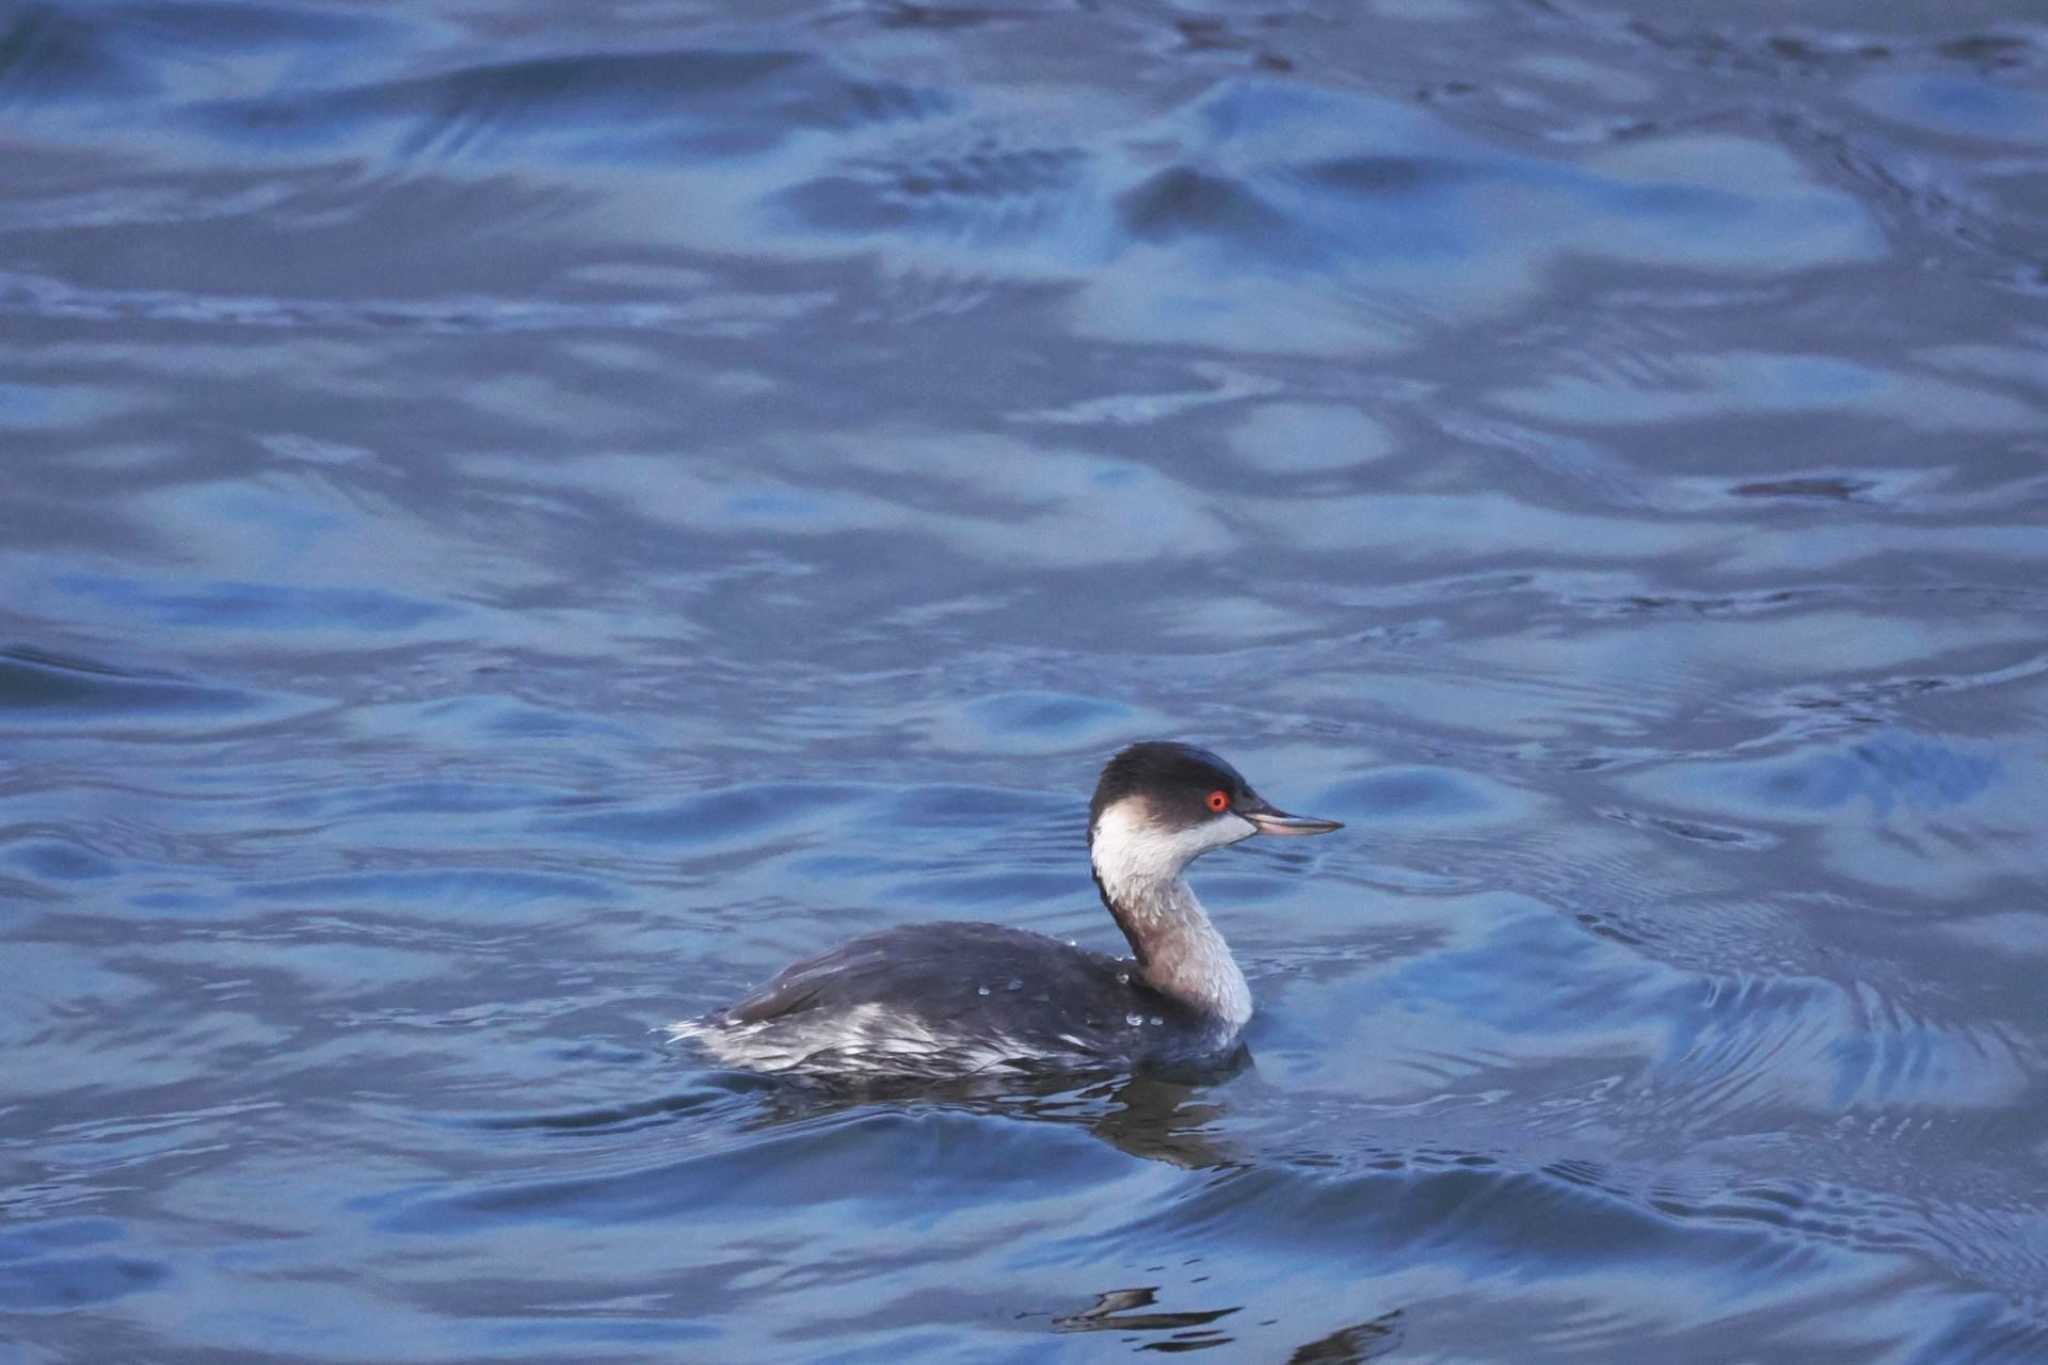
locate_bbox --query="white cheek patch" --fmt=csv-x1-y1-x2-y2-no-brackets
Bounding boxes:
1090,799,1253,906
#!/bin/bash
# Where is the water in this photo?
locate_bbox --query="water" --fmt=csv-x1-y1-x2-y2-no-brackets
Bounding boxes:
4,0,2046,1359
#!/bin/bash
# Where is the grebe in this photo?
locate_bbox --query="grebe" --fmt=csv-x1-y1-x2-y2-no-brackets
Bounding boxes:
670,741,1341,1077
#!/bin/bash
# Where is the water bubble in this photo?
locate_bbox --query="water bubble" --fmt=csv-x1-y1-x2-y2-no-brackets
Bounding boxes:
977,985,991,996
1066,939,1077,947
1006,977,1023,991
1116,972,1130,985
1149,1015,1163,1026
1125,1012,1144,1027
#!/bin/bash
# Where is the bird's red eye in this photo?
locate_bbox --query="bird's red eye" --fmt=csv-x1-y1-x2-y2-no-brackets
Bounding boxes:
1205,790,1229,813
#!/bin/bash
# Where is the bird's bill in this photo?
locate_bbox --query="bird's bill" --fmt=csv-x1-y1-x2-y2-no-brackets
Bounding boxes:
1243,807,1343,836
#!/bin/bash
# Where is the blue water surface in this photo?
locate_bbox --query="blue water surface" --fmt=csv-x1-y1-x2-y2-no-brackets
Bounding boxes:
4,0,2047,1360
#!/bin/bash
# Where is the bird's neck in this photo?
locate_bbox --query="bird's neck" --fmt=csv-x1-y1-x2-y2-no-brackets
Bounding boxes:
1089,815,1253,1029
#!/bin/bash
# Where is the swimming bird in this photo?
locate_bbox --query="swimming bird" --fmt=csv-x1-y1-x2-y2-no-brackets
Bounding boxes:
670,741,1341,1077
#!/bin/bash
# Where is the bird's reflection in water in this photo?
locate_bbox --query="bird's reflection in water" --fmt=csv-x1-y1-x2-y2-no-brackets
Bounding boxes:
1286,1311,1405,1363
1054,1287,1402,1360
730,1057,1406,1358
1071,1050,1249,1169
528,1053,1410,1356
731,1046,1253,1169
1054,1285,1239,1348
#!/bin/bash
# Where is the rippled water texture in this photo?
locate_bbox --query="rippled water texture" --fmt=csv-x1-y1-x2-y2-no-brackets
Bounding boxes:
5,0,2048,1359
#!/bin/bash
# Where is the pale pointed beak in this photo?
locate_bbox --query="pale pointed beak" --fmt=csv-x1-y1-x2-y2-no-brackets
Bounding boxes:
1241,803,1343,836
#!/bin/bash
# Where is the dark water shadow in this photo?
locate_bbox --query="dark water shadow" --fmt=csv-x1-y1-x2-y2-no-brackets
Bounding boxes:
0,643,275,725
486,1046,1258,1171
726,1044,1255,1170
461,1071,781,1136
